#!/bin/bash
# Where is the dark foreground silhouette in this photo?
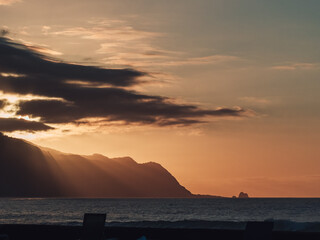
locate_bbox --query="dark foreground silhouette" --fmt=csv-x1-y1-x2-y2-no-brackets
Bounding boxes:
0,133,197,198
0,224,319,240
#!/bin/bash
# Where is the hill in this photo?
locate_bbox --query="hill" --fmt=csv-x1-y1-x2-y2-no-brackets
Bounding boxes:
0,133,193,198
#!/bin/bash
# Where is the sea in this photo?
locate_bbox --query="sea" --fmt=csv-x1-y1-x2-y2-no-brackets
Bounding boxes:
0,198,319,232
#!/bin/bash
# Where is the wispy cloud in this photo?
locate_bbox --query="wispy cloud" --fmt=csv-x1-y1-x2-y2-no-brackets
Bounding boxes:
159,55,241,67
44,19,240,70
240,97,273,105
15,38,64,56
272,62,320,70
48,18,161,56
27,45,63,56
52,23,160,41
0,0,21,6
103,53,240,68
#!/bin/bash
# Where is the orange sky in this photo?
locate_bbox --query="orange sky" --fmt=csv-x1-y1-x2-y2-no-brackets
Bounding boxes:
1,0,320,197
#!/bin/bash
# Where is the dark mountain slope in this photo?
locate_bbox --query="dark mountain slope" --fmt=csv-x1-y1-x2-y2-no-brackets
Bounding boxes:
0,133,64,197
0,133,192,198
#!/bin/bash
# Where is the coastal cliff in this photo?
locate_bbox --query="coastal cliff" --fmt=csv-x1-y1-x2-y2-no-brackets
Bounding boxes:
0,133,192,198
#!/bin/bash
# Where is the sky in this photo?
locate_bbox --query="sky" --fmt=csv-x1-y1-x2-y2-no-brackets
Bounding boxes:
0,0,320,197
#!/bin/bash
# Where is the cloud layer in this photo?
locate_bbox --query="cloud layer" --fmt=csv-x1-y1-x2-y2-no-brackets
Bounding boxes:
0,118,53,132
45,19,241,70
0,37,245,132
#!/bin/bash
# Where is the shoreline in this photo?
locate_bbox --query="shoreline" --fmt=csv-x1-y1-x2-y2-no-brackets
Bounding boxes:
1,224,320,240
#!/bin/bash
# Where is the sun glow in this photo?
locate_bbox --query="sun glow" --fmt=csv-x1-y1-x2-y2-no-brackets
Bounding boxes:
17,115,30,121
0,91,65,103
0,91,65,121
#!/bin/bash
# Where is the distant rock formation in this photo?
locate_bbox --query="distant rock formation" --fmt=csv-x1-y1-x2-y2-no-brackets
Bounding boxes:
0,133,193,198
238,192,249,198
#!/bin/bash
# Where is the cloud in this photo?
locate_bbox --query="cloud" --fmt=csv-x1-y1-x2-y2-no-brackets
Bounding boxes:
27,45,63,56
52,24,160,42
0,28,9,36
46,19,240,70
47,19,170,69
240,97,272,105
272,63,320,71
0,99,7,109
0,37,143,87
159,55,241,67
17,98,244,125
0,0,20,6
0,118,53,132
0,37,246,130
104,53,240,68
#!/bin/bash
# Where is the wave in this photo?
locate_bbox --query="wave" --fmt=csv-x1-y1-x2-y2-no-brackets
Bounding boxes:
1,218,319,232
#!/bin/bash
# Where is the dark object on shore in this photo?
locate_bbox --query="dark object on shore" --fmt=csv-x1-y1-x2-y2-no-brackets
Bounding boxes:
244,221,274,240
239,192,249,198
81,213,106,240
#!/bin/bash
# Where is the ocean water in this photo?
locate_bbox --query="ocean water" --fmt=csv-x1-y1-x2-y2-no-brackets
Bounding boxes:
0,198,319,232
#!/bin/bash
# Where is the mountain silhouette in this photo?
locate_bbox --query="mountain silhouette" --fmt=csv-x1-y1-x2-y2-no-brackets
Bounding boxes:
0,133,193,198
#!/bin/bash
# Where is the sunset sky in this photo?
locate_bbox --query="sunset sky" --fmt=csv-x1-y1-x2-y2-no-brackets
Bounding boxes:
0,0,320,197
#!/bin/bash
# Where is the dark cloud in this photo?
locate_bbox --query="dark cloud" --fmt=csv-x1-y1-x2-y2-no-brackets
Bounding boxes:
0,37,143,87
0,37,246,129
0,99,7,109
0,29,9,37
17,97,243,125
0,118,54,132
